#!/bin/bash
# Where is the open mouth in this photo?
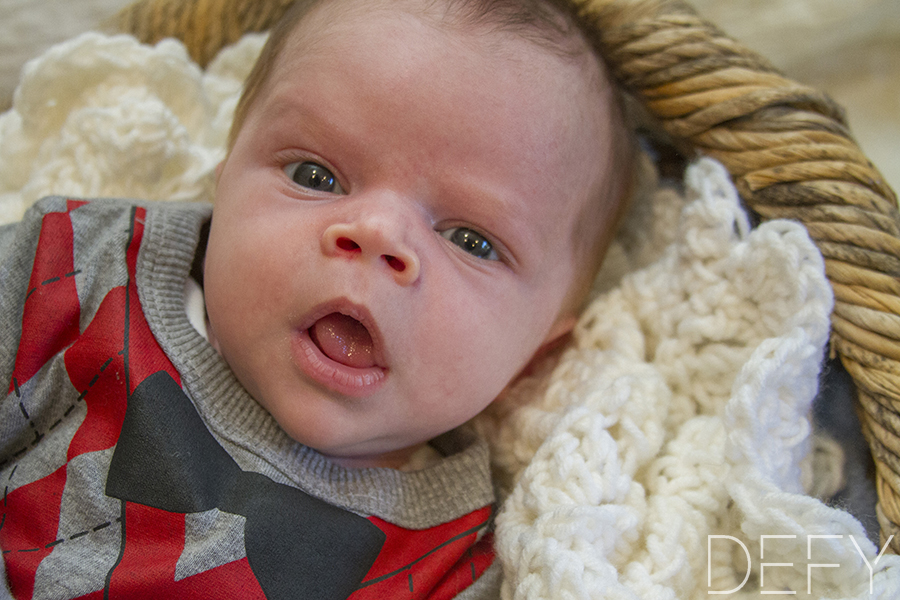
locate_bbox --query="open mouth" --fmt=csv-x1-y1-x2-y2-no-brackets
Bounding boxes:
308,312,376,369
292,302,387,397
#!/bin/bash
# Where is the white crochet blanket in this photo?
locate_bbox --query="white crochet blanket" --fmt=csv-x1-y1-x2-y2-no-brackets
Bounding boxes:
2,32,899,599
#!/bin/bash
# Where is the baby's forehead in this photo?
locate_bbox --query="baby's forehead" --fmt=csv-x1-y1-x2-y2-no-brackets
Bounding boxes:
267,0,630,238
277,0,615,124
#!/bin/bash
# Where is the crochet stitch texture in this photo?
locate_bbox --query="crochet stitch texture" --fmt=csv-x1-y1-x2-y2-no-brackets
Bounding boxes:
481,158,900,598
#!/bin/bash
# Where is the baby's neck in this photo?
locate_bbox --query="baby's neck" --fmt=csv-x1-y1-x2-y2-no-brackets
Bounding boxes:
327,442,441,471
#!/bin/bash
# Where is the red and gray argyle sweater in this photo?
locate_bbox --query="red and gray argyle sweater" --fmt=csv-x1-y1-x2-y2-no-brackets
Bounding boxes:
0,198,498,600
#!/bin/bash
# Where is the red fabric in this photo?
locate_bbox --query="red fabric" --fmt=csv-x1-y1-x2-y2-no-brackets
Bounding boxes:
4,203,83,600
1,466,68,600
9,209,81,396
353,506,494,599
76,557,267,600
105,503,186,598
63,286,129,461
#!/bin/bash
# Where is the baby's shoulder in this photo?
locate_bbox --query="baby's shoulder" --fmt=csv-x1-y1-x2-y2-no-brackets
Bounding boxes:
22,195,211,221
7,196,210,310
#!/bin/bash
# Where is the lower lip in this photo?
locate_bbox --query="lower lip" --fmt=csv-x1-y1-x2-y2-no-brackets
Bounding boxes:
291,329,386,397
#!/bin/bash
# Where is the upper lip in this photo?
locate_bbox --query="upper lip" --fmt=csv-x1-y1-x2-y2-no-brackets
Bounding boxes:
298,298,388,368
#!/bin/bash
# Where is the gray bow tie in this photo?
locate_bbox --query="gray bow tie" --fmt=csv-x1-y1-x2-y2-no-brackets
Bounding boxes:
106,370,385,600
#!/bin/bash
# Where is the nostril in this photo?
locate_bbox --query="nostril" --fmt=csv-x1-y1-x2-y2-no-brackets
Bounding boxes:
384,255,406,272
336,237,361,252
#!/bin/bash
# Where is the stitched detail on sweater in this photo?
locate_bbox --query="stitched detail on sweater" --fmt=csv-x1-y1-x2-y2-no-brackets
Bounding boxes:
1,462,122,554
0,517,123,554
25,269,81,301
0,353,118,471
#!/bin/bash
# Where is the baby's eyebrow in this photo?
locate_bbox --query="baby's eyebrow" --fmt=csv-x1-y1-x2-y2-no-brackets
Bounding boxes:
255,90,370,162
256,94,317,131
447,188,538,267
255,82,333,126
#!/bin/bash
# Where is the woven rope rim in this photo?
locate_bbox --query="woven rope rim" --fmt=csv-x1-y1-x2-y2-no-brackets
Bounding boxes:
108,0,900,551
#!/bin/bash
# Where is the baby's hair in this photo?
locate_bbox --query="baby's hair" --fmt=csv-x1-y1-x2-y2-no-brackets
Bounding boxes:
228,0,617,151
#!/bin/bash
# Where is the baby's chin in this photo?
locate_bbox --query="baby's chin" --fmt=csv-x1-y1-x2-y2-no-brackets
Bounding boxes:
204,315,435,471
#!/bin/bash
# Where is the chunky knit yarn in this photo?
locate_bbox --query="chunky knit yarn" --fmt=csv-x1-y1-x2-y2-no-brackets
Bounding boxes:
481,158,900,598
0,31,266,224
1,31,898,599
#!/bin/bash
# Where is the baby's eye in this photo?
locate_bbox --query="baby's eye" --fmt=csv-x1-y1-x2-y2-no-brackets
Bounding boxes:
284,161,344,194
441,227,498,261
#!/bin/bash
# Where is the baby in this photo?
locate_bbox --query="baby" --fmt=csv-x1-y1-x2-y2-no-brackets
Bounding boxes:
0,0,634,598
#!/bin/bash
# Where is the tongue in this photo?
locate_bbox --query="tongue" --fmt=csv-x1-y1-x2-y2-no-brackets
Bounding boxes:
310,313,376,368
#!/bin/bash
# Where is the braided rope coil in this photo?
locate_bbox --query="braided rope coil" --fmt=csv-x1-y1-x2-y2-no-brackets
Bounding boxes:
109,0,900,551
107,0,296,67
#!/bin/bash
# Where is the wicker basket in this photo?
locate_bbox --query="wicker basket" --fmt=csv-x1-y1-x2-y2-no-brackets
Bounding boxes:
109,0,900,552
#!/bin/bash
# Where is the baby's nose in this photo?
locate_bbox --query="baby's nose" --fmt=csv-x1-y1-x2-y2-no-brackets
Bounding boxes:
322,221,420,286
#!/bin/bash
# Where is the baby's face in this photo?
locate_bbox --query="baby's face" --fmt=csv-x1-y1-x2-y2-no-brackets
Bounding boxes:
204,2,620,467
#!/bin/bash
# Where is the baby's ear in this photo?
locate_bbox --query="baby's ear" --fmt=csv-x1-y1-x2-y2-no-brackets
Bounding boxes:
543,314,577,347
516,315,577,380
